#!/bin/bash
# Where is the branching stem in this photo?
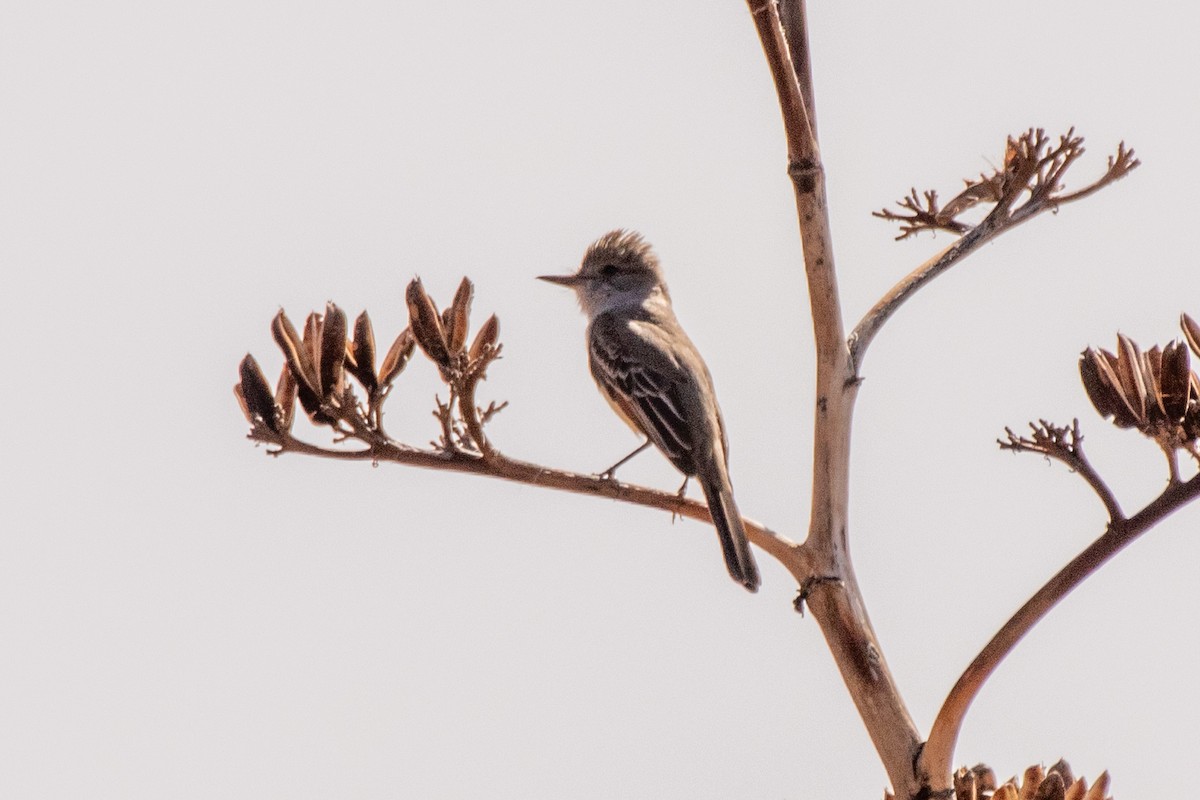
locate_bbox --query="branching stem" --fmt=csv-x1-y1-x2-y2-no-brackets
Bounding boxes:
999,420,1124,521
921,471,1200,791
747,2,921,796
854,132,1138,371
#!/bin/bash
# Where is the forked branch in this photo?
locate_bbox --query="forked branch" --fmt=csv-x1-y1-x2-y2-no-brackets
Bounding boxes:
922,468,1200,791
851,129,1139,369
746,2,922,796
922,316,1200,792
999,420,1123,521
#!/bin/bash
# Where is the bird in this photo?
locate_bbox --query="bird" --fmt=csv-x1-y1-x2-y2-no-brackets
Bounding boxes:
539,230,760,592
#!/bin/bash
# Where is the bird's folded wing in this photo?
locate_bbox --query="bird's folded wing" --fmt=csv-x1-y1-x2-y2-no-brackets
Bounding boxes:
589,316,693,467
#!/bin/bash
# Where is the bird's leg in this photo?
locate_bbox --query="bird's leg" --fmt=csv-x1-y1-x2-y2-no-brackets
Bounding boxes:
599,439,652,480
668,475,692,524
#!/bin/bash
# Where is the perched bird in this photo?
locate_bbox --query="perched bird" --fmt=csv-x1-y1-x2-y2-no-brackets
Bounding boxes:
539,230,760,591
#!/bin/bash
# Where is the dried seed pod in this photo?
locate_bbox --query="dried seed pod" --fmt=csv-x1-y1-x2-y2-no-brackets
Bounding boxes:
288,313,330,421
275,362,297,432
1081,349,1138,428
236,354,278,431
271,310,319,395
1032,772,1065,800
953,767,977,800
1081,771,1109,800
971,764,997,796
1092,348,1140,428
233,384,252,426
295,381,327,423
379,327,416,388
318,301,347,399
445,277,474,354
1080,350,1119,420
303,311,323,380
1188,374,1200,440
406,277,451,368
1047,761,1074,791
1114,334,1147,424
301,314,333,421
1160,341,1191,421
1182,313,1200,358
1143,344,1163,378
469,313,500,361
993,785,1019,800
1019,765,1045,800
347,311,378,393
1063,777,1087,800
1141,345,1166,420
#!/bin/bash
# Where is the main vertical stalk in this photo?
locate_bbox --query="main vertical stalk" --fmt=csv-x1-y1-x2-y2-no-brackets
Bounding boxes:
747,2,923,795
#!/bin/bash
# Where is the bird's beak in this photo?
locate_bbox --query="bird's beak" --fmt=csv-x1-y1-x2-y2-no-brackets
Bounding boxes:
537,273,585,287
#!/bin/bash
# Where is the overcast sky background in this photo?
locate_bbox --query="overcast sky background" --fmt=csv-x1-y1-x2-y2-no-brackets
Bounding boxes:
3,2,1198,798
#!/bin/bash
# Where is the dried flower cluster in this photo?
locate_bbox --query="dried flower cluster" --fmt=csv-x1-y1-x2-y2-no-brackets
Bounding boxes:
1079,314,1200,476
998,313,1200,516
874,128,1139,240
234,277,503,456
927,760,1112,800
882,761,1113,800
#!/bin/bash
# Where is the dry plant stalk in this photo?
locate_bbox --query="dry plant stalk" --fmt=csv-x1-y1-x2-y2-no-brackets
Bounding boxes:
233,2,1200,798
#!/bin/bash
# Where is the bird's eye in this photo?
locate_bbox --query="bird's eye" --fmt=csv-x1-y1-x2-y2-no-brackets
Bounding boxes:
599,264,619,277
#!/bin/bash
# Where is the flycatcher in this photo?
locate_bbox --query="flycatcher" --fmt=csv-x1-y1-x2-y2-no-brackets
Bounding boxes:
539,230,761,592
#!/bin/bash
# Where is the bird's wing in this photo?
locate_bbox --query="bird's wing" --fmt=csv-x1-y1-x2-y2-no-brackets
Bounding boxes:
588,314,695,470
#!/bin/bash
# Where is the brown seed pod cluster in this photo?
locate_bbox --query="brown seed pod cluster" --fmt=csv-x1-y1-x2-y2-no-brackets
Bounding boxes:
1079,313,1200,451
235,278,502,440
986,761,1111,800
883,760,1112,800
405,276,499,381
235,302,370,431
874,129,1138,241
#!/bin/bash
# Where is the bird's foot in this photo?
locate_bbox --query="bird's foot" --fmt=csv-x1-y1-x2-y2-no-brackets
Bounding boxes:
597,439,652,482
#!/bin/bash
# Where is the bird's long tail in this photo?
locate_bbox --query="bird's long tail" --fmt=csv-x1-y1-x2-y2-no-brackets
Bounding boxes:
699,472,760,592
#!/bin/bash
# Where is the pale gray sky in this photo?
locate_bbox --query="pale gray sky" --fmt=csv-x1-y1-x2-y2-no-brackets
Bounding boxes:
3,1,1198,798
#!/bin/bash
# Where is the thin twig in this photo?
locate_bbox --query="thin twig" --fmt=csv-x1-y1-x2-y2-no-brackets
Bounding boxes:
458,345,500,461
849,220,999,371
1161,443,1181,485
1053,141,1140,204
873,188,972,240
777,0,817,141
746,0,816,167
998,419,1124,522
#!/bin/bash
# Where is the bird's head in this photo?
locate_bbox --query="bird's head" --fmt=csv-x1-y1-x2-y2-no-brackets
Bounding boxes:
539,229,669,316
